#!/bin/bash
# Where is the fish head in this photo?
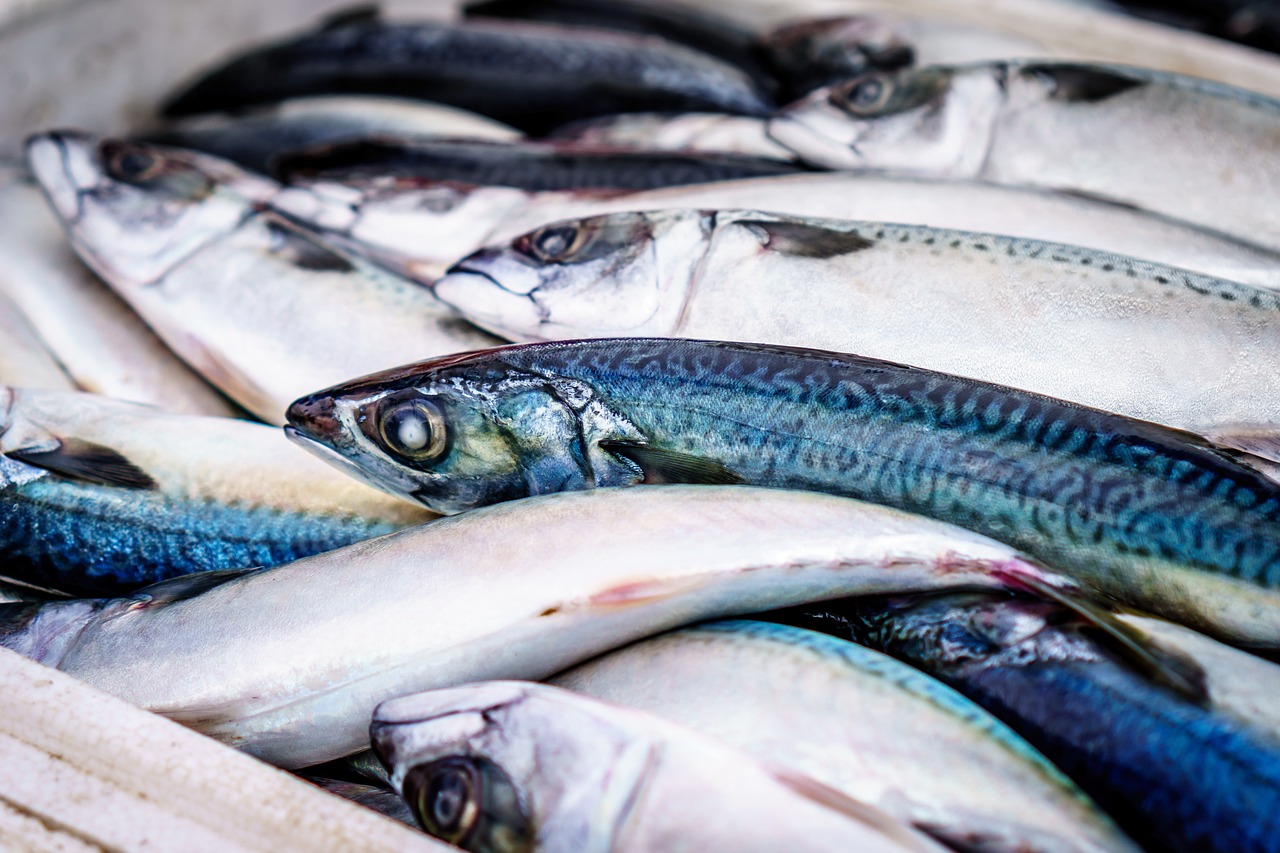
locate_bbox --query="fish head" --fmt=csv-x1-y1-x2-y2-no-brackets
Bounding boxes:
433,210,715,342
285,343,646,514
768,65,1003,174
24,131,274,287
761,16,915,97
373,682,657,852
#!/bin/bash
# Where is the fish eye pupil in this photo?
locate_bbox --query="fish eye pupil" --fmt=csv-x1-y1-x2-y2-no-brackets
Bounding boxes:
854,78,883,105
394,410,429,451
430,766,470,829
113,150,157,180
535,226,576,260
377,397,448,462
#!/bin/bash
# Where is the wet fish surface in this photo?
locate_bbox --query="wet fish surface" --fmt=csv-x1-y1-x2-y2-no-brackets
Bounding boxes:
827,592,1280,853
373,681,948,852
0,386,431,596
0,485,1073,767
769,61,1280,250
162,17,774,134
0,292,76,391
26,132,499,424
288,337,1280,646
142,96,521,176
553,620,1134,853
434,209,1280,433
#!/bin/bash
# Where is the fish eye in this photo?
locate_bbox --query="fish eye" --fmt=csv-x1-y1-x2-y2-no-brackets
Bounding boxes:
376,397,448,463
833,74,895,115
101,142,164,183
405,757,481,844
517,223,589,264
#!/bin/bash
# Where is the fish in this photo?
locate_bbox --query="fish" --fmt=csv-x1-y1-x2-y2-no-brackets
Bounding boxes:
831,591,1280,853
0,485,1082,768
275,175,1280,291
273,137,810,189
161,17,773,134
548,113,797,160
372,681,950,852
25,131,500,424
768,61,1280,251
552,620,1135,853
0,172,237,417
142,96,522,176
0,291,76,391
432,209,1280,434
0,385,432,596
287,337,1280,647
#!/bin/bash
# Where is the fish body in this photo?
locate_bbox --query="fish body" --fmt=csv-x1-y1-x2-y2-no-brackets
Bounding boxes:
549,113,797,160
769,61,1280,250
372,681,947,852
0,291,75,391
162,18,773,134
0,485,1067,767
143,96,521,176
553,620,1133,853
0,386,431,596
843,592,1280,853
288,337,1280,645
434,209,1280,433
26,132,498,424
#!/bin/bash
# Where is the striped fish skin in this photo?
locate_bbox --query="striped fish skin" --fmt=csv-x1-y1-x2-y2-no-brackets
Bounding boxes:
433,209,1280,434
552,620,1135,853
0,386,431,596
769,61,1280,251
286,337,1280,646
840,592,1280,853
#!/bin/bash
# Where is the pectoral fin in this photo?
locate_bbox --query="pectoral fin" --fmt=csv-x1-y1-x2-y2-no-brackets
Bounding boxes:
8,439,156,489
600,440,742,485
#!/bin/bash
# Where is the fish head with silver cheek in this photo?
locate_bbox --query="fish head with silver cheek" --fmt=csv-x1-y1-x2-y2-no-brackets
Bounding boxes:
767,65,1004,174
25,130,277,287
372,682,657,852
434,210,715,342
285,344,646,514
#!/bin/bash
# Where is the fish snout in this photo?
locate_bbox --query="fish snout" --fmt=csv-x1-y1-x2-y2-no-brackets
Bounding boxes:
25,130,99,221
285,393,341,444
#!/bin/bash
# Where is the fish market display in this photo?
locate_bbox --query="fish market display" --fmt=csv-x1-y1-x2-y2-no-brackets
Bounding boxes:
26,131,499,423
162,17,775,134
770,61,1280,250
372,681,948,852
288,337,1280,646
839,592,1280,853
553,620,1134,853
274,137,809,189
0,386,431,596
0,173,237,417
0,485,1079,767
0,291,76,391
143,96,522,176
435,209,1280,434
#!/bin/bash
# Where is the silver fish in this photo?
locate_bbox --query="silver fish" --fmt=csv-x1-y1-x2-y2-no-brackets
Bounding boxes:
0,291,75,391
552,620,1134,853
372,681,948,852
25,131,498,424
0,485,1073,767
769,61,1280,251
549,113,798,159
434,208,1280,438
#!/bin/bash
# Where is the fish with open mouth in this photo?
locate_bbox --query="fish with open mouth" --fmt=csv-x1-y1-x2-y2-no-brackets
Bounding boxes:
286,337,1280,647
768,61,1280,251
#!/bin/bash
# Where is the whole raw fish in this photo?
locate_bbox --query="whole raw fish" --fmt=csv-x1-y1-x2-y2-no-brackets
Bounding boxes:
25,131,499,424
287,337,1280,646
372,682,947,852
0,486,1079,767
553,620,1134,853
434,209,1280,434
769,61,1280,250
0,386,431,596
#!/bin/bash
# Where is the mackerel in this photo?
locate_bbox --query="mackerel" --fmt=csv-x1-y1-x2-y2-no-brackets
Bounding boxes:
0,486,1076,767
553,620,1133,853
769,61,1280,251
287,337,1280,646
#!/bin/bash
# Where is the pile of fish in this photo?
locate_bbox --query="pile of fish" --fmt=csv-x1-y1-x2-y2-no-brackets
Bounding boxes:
4,1,1280,850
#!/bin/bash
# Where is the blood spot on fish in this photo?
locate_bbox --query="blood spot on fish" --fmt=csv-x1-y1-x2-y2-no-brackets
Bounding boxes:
740,220,875,259
1030,65,1145,103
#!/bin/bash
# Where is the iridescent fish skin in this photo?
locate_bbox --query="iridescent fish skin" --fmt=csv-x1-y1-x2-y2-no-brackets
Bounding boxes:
287,337,1280,646
840,592,1280,853
0,386,431,596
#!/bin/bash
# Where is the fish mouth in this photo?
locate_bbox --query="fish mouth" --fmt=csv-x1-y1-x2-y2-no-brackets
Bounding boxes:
25,130,99,223
765,114,862,170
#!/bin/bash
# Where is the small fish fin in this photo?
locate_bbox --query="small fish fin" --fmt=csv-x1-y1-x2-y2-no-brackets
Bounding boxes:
264,218,356,273
318,4,381,30
1028,64,1145,103
7,439,156,490
738,219,875,259
599,440,742,485
1000,569,1208,705
769,765,945,852
133,567,261,606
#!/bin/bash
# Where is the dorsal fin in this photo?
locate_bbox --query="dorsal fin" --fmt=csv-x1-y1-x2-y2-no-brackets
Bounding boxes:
319,4,380,31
